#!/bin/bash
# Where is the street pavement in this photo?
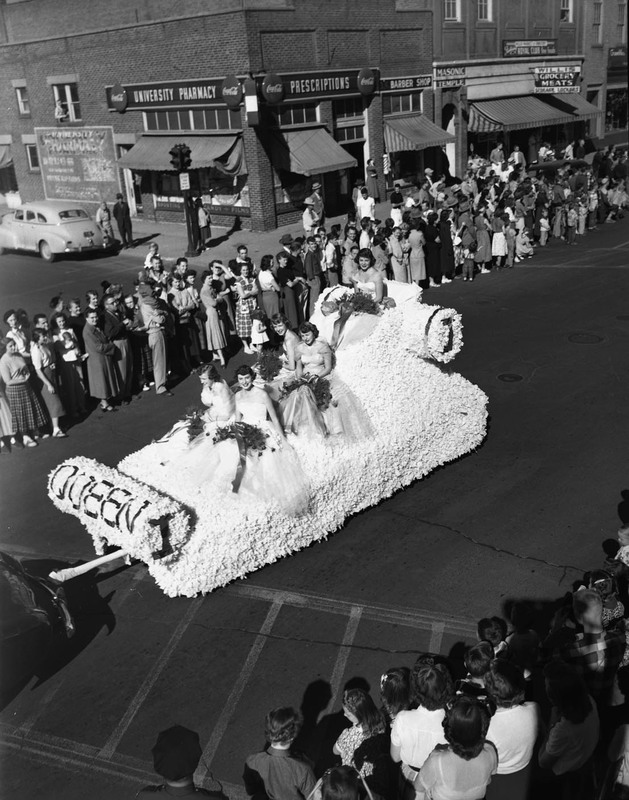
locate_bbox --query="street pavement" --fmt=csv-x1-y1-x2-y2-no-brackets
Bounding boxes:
0,210,628,798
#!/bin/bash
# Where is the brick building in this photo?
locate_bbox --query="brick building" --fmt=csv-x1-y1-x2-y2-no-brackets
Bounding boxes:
0,0,457,232
428,0,626,176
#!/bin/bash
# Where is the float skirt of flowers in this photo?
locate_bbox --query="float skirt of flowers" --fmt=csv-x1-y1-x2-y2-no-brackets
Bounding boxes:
50,290,488,597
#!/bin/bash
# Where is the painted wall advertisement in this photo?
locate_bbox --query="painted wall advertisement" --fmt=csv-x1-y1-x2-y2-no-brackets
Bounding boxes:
35,126,120,203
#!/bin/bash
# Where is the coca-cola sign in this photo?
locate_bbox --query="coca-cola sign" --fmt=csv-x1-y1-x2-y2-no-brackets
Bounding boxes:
110,83,128,112
262,73,285,104
357,68,377,96
221,75,244,108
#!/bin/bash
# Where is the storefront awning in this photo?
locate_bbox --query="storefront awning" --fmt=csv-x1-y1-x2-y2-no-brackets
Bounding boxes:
468,96,576,133
0,145,12,169
384,114,455,151
117,134,242,172
269,127,357,175
546,92,603,120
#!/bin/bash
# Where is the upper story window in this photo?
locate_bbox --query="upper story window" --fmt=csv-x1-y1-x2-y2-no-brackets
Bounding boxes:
618,2,627,39
333,98,364,121
25,144,40,171
478,0,493,21
52,83,81,121
382,92,423,115
15,86,30,116
143,107,241,132
560,0,574,23
444,0,461,22
593,2,603,44
277,103,318,128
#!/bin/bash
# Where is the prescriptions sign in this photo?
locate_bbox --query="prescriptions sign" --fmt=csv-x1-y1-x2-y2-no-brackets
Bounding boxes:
35,126,120,203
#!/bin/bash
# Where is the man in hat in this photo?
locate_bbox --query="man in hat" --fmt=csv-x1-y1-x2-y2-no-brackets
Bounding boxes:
113,193,134,249
137,725,212,797
302,198,318,236
305,181,325,225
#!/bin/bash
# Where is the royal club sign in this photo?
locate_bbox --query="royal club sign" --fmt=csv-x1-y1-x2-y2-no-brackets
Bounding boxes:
533,64,581,93
503,39,558,57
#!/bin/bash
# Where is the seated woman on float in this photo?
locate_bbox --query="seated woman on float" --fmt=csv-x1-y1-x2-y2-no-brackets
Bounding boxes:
156,364,309,515
280,322,372,441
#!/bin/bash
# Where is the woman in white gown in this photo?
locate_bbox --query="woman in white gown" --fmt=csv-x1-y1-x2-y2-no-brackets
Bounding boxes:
280,322,373,440
157,365,310,515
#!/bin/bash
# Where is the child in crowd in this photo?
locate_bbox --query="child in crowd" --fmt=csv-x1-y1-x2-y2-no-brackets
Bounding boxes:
506,602,540,678
380,667,412,725
244,707,315,800
538,208,550,246
249,309,269,352
505,221,517,267
456,640,496,705
565,202,578,245
515,228,534,261
577,196,588,236
462,241,477,281
477,616,509,658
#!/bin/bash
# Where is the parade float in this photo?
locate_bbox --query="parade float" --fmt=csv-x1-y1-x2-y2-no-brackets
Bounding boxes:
48,282,488,597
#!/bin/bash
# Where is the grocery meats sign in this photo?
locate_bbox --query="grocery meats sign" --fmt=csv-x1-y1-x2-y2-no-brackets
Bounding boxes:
533,65,581,93
35,126,120,203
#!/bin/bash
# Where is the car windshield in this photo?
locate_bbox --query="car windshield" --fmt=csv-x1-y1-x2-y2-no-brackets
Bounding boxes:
58,209,89,220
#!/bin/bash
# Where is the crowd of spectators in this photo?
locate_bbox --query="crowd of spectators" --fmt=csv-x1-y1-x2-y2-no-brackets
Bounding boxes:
136,527,629,799
0,144,626,451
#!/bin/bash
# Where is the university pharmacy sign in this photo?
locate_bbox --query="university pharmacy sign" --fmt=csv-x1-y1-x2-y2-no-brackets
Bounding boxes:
106,79,225,110
533,65,581,93
35,127,120,203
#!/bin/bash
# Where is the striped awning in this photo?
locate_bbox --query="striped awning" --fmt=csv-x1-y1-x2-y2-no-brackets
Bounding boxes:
468,96,577,133
549,92,603,120
384,114,455,152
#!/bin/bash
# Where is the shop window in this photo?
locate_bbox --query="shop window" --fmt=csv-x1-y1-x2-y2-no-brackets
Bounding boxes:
618,2,626,39
15,86,30,116
444,0,461,21
144,108,240,132
477,0,492,21
560,0,573,23
154,168,249,211
191,107,241,130
52,83,81,121
382,92,423,115
593,2,603,44
26,144,40,171
277,103,318,127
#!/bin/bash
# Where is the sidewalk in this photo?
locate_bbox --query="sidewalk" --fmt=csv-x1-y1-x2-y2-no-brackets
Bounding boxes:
128,203,392,267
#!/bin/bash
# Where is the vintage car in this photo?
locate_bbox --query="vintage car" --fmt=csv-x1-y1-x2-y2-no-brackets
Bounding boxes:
0,200,111,262
0,551,74,693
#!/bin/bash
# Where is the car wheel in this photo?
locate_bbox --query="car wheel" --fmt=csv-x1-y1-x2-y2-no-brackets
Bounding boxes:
39,241,56,262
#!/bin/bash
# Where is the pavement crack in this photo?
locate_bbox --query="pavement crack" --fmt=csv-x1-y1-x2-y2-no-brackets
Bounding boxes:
389,511,585,577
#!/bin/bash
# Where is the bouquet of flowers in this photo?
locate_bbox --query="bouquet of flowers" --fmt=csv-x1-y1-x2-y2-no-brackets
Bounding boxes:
255,349,283,383
213,421,270,457
280,375,333,410
184,406,206,443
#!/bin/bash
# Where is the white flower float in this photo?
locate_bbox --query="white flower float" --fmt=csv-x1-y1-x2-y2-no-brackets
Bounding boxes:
48,282,488,597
